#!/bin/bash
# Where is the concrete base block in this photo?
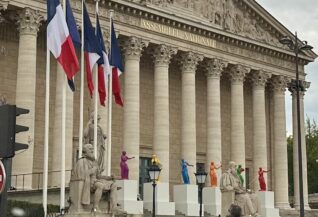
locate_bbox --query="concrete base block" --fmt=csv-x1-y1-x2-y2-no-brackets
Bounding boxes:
203,187,221,216
143,182,175,216
116,180,143,214
257,191,280,217
174,185,201,216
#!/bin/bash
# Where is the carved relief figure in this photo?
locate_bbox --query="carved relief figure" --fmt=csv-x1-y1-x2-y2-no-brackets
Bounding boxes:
83,112,107,174
224,0,235,31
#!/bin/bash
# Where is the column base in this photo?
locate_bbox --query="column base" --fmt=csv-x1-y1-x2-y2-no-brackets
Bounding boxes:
294,204,311,210
275,202,291,209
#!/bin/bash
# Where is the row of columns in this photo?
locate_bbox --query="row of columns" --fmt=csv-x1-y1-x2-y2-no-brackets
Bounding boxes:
7,6,310,209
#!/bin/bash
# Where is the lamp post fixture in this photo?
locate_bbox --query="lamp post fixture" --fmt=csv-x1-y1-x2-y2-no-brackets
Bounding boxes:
279,32,313,217
148,164,162,217
195,170,207,217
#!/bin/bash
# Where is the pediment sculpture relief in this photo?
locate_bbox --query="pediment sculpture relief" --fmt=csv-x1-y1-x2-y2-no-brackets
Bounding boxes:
136,0,281,47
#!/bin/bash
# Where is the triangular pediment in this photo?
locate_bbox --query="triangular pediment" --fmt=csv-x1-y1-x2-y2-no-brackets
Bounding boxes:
139,0,282,47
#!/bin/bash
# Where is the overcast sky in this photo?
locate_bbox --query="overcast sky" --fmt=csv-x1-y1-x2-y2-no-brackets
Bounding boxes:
256,0,318,135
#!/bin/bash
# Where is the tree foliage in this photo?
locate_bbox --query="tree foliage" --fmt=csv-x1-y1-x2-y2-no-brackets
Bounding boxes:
287,118,318,195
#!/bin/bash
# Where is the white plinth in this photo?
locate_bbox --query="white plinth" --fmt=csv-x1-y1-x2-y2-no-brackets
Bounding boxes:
143,182,175,216
257,191,280,217
116,180,143,214
203,187,221,216
173,185,202,216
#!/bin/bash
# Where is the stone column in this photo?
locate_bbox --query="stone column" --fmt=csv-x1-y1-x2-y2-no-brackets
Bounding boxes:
205,58,227,186
251,70,271,191
272,75,290,208
12,8,42,189
180,52,203,184
289,80,310,210
50,65,74,187
123,37,148,181
152,45,177,182
228,65,249,170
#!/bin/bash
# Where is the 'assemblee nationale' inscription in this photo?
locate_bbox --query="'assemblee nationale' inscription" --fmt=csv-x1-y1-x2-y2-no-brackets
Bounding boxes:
141,19,216,48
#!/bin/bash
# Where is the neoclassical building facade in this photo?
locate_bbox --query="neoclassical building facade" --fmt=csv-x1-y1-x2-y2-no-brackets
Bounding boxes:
0,0,316,210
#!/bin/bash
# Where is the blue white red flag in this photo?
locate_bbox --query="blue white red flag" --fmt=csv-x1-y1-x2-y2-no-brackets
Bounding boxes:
83,3,101,97
96,14,111,106
47,0,79,88
65,0,81,91
109,19,124,106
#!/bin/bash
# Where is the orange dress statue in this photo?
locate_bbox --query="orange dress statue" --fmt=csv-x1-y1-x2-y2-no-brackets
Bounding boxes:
210,162,221,187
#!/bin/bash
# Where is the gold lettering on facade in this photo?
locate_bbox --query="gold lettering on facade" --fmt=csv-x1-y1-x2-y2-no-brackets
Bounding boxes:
141,19,216,48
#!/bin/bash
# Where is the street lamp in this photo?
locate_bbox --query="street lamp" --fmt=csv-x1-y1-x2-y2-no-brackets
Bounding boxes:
148,164,161,217
279,32,313,217
195,170,207,217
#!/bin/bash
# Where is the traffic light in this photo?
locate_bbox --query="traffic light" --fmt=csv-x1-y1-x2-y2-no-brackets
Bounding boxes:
0,104,29,158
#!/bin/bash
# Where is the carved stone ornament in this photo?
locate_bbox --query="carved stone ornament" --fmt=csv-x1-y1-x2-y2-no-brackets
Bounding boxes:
153,44,177,65
0,0,9,23
16,8,43,35
228,64,250,83
205,58,228,78
271,75,290,93
288,80,311,96
137,0,281,46
123,36,149,59
250,70,271,88
180,51,204,73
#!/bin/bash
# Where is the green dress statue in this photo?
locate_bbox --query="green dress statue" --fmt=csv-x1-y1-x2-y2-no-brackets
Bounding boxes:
236,164,245,186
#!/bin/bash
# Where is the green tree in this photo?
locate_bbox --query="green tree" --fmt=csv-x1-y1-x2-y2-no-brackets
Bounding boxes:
287,118,318,196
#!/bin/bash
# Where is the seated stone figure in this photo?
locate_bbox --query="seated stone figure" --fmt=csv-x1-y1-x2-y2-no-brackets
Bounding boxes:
220,161,260,217
71,143,122,213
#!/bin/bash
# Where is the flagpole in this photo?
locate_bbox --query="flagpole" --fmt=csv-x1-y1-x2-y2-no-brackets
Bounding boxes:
107,10,114,176
43,41,50,217
60,0,67,213
93,0,99,160
79,0,85,158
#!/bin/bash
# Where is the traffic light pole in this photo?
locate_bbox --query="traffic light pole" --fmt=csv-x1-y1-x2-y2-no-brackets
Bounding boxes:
0,158,12,216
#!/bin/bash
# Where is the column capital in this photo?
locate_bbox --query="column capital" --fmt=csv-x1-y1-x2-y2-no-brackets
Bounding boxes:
205,58,228,78
152,44,177,66
180,51,204,73
288,80,310,97
229,64,250,83
0,0,9,11
250,70,271,88
16,8,43,36
270,75,290,93
123,36,149,60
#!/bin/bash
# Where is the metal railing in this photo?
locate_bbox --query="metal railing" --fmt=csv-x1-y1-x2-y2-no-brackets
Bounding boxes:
10,170,72,191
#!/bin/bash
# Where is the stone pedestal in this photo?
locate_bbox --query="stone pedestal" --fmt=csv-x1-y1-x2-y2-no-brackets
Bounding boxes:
116,180,143,214
173,184,201,216
143,182,175,215
257,191,280,217
203,187,221,216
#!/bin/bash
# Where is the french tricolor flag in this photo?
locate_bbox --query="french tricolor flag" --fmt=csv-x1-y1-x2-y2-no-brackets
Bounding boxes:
96,14,111,106
47,0,79,83
110,19,124,106
83,3,101,97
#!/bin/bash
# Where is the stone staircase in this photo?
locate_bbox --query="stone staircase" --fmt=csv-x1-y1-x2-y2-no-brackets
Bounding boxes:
280,209,318,217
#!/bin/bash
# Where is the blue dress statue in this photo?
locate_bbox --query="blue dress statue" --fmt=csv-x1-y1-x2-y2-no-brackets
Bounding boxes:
181,159,193,184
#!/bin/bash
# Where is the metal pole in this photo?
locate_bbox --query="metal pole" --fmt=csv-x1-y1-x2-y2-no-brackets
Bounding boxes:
152,181,156,217
295,32,304,217
199,184,202,217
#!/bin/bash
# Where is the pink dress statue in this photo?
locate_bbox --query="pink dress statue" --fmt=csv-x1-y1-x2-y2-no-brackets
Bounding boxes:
258,167,269,191
120,151,135,179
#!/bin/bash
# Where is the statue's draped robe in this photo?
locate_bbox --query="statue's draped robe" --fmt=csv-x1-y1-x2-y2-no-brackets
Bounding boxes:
220,170,259,215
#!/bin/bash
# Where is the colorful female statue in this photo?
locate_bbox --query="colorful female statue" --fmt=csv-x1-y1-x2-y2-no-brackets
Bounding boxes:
210,162,221,187
236,164,245,186
181,159,193,184
258,167,270,191
120,151,135,179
